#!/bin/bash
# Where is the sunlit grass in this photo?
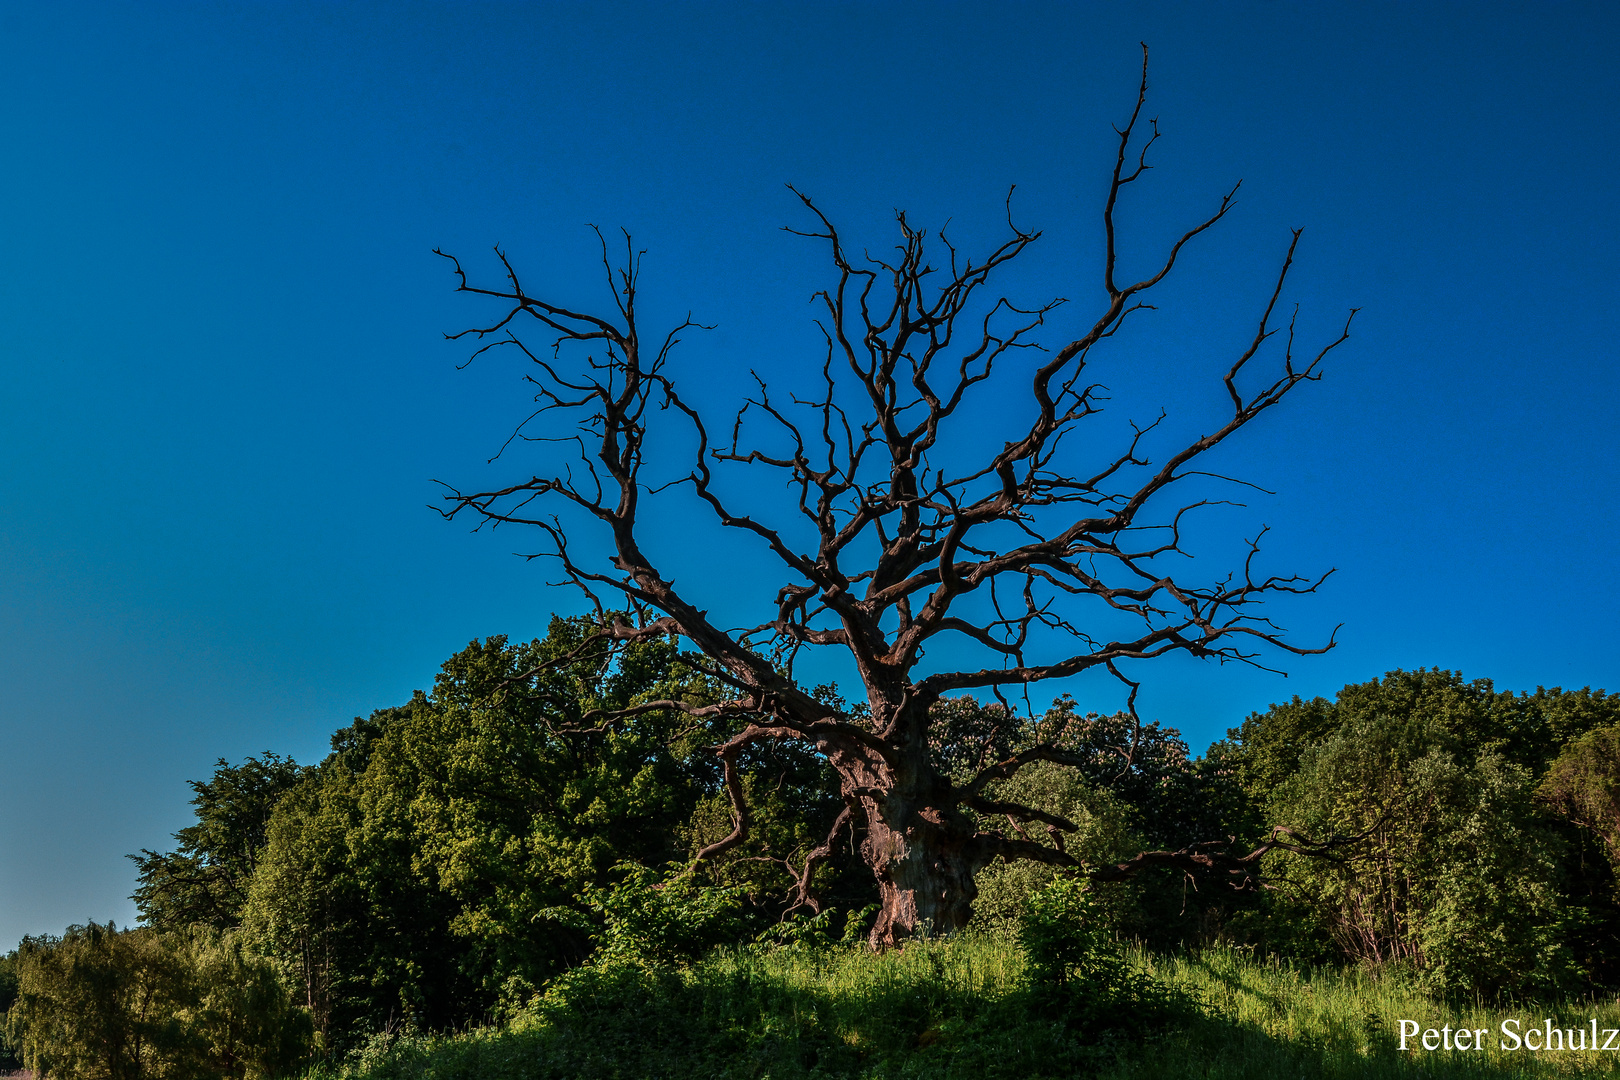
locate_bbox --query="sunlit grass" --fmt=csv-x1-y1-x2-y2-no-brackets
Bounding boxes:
306,937,1620,1079
1110,945,1620,1078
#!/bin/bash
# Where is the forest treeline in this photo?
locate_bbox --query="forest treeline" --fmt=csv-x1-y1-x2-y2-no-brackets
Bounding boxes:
3,615,1619,1077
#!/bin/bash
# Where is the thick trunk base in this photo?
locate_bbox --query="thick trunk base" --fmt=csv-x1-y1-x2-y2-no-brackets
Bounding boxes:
864,813,979,949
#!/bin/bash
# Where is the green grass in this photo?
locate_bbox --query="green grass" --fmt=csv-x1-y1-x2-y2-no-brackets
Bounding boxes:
305,939,1620,1080
1111,947,1620,1078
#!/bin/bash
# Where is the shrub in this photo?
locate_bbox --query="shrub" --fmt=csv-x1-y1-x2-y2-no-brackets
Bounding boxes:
970,761,1141,936
582,864,750,969
1017,875,1191,1035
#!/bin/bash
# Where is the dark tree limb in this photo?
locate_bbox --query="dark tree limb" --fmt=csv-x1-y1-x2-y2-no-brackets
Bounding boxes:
438,45,1351,946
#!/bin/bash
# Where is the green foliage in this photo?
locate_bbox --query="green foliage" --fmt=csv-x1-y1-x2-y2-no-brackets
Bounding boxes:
1221,693,1339,799
0,948,20,1072
580,865,749,970
303,934,1101,1080
683,684,870,910
1017,876,1188,1036
181,933,316,1079
239,764,398,1050
932,696,1211,845
3,922,310,1080
958,698,1261,950
236,618,746,1047
752,904,878,953
1539,721,1620,869
1030,699,1257,852
1017,876,1115,990
968,761,1140,935
682,756,854,903
1251,671,1581,996
1513,685,1620,763
6,922,189,1080
1536,723,1620,988
122,638,1620,1068
1227,672,1620,799
1221,670,1620,991
1121,946,1620,1078
132,753,307,932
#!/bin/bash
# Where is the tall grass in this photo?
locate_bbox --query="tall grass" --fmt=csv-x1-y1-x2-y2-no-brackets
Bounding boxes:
1110,946,1620,1078
305,938,1620,1080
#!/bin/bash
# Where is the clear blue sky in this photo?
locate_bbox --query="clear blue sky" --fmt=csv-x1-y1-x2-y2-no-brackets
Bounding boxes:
2,2,1616,950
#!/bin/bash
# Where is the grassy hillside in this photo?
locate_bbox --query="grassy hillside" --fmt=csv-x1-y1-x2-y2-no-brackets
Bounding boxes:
303,939,1620,1080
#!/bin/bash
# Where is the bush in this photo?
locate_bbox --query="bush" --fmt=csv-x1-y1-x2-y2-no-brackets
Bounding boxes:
1017,875,1191,1035
969,761,1141,936
581,864,750,969
751,903,876,953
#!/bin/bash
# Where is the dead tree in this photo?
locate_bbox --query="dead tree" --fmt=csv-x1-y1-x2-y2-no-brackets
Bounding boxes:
435,50,1355,948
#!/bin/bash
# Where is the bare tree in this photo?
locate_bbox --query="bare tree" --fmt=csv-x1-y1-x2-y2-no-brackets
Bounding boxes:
435,50,1355,948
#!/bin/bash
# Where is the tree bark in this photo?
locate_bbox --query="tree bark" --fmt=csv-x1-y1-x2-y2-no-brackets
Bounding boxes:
861,798,981,948
830,699,984,947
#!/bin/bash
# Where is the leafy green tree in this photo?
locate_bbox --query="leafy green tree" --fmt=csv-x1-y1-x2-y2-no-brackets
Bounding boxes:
131,754,306,932
943,696,1258,947
1226,669,1620,989
969,761,1141,935
0,948,21,1072
5,922,188,1080
1033,699,1257,854
240,763,389,1048
3,923,308,1080
1540,722,1620,867
1508,686,1620,768
376,628,706,996
240,618,740,1046
1538,722,1620,985
1227,673,1620,796
181,932,314,1080
1251,672,1579,995
1222,694,1339,800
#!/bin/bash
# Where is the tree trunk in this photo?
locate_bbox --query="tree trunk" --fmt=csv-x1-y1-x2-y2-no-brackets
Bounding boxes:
862,799,981,948
830,697,982,948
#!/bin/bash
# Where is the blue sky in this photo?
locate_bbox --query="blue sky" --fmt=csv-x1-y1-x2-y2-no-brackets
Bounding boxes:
1,2,1616,950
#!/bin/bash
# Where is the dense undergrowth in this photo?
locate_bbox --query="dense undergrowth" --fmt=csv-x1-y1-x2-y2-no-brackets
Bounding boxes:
303,938,1620,1080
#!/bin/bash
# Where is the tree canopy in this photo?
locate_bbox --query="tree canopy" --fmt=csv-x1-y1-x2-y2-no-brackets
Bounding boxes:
434,49,1354,946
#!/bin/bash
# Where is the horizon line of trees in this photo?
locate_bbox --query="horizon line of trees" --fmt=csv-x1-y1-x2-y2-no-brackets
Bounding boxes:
3,615,1618,1076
